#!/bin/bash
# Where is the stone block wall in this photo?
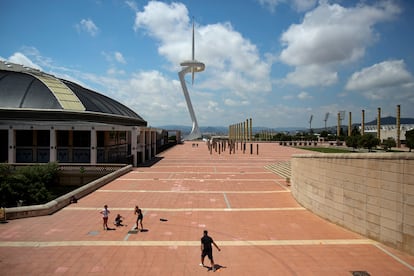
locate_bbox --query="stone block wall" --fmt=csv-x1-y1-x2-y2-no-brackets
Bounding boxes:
291,153,414,255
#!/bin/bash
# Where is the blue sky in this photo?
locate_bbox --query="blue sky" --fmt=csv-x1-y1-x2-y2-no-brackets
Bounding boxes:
1,0,413,129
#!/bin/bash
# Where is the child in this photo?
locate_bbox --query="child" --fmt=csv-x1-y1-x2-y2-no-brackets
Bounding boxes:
114,214,124,227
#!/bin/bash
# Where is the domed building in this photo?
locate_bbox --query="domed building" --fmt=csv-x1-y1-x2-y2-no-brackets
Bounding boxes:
0,60,170,166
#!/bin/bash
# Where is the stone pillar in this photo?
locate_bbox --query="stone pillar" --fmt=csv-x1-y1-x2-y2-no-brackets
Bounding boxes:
377,107,381,141
348,112,352,136
397,105,401,148
246,119,249,141
249,118,253,141
361,110,365,136
337,112,340,138
90,128,97,165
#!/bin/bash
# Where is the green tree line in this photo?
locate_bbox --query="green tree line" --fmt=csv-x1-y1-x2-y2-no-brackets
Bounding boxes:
0,163,59,207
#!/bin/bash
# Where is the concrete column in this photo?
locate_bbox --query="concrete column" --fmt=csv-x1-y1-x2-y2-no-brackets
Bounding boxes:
90,128,97,165
50,128,56,162
8,128,15,163
337,112,340,138
249,118,252,141
397,105,401,148
377,107,381,140
361,110,365,136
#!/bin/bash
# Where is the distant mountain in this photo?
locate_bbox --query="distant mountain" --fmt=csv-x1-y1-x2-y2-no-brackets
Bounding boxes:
365,116,414,125
156,116,413,135
155,125,305,135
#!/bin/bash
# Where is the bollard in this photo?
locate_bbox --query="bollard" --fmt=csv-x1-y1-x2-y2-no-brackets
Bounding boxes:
257,144,259,155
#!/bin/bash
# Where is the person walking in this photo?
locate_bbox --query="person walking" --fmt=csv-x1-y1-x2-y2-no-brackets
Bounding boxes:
134,205,143,231
100,205,110,230
200,230,221,271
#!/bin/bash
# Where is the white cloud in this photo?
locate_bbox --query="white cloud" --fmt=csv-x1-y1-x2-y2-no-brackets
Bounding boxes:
284,65,338,87
125,0,138,12
345,60,414,101
133,1,272,98
346,60,413,91
224,98,249,107
298,91,312,100
114,52,126,64
7,52,42,70
101,51,127,74
258,0,317,13
77,18,99,37
279,1,400,87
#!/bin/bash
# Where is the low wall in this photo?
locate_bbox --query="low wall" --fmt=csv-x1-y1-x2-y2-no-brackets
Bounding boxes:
4,165,133,220
291,153,414,255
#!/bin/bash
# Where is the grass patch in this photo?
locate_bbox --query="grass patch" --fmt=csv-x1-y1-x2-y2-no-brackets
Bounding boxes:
298,147,353,153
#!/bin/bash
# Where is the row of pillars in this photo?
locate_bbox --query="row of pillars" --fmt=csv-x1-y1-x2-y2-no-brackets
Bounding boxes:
206,139,259,155
337,105,402,147
229,118,253,142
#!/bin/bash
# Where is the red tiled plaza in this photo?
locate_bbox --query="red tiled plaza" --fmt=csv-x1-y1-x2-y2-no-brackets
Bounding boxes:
0,143,413,275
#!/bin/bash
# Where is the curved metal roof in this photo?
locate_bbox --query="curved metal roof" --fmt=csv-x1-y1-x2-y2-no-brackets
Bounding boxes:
0,61,146,126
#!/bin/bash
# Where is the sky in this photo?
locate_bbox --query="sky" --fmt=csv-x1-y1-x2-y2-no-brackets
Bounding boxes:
1,0,413,129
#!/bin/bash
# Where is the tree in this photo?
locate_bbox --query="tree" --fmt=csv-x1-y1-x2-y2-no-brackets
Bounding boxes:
382,137,396,151
345,126,361,151
320,130,329,138
0,163,58,207
359,134,380,152
345,136,359,151
406,129,414,152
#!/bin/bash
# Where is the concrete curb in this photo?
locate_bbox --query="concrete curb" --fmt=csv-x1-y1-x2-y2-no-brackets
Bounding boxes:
4,165,133,220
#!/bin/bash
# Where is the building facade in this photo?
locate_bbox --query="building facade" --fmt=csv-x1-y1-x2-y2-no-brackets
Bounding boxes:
0,61,168,166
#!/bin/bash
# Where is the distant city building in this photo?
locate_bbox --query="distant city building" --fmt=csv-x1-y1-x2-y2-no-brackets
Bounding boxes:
0,60,171,166
361,116,414,142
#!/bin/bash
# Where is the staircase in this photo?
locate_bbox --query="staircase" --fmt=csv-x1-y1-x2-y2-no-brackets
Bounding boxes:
264,161,291,181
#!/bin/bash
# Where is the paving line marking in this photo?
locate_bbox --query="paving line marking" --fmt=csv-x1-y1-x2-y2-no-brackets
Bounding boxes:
96,190,290,194
0,239,376,248
374,244,414,271
223,193,231,209
64,207,306,212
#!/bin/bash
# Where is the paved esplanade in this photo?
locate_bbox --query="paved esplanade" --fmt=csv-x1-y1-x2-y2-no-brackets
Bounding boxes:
0,143,413,275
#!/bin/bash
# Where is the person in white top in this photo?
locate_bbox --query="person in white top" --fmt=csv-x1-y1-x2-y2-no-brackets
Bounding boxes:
100,205,110,230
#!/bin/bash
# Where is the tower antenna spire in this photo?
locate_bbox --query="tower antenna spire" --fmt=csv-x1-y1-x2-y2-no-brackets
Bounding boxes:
191,17,195,85
178,16,205,140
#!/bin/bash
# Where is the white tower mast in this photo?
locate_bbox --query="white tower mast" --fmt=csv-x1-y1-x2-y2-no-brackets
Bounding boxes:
178,18,205,140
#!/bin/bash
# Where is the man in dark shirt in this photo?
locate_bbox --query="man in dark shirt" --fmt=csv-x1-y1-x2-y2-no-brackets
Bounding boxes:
200,230,221,271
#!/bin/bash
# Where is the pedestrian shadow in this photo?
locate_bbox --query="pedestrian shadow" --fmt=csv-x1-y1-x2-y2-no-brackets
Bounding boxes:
127,228,149,234
205,264,226,272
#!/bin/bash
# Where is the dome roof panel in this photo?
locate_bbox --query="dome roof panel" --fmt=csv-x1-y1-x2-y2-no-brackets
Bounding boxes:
0,61,147,125
0,71,61,109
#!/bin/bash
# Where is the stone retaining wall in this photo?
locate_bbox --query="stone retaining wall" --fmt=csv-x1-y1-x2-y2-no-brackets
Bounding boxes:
291,153,414,255
4,165,133,220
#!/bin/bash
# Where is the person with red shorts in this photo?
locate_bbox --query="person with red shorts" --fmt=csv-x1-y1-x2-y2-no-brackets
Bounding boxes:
100,205,110,230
